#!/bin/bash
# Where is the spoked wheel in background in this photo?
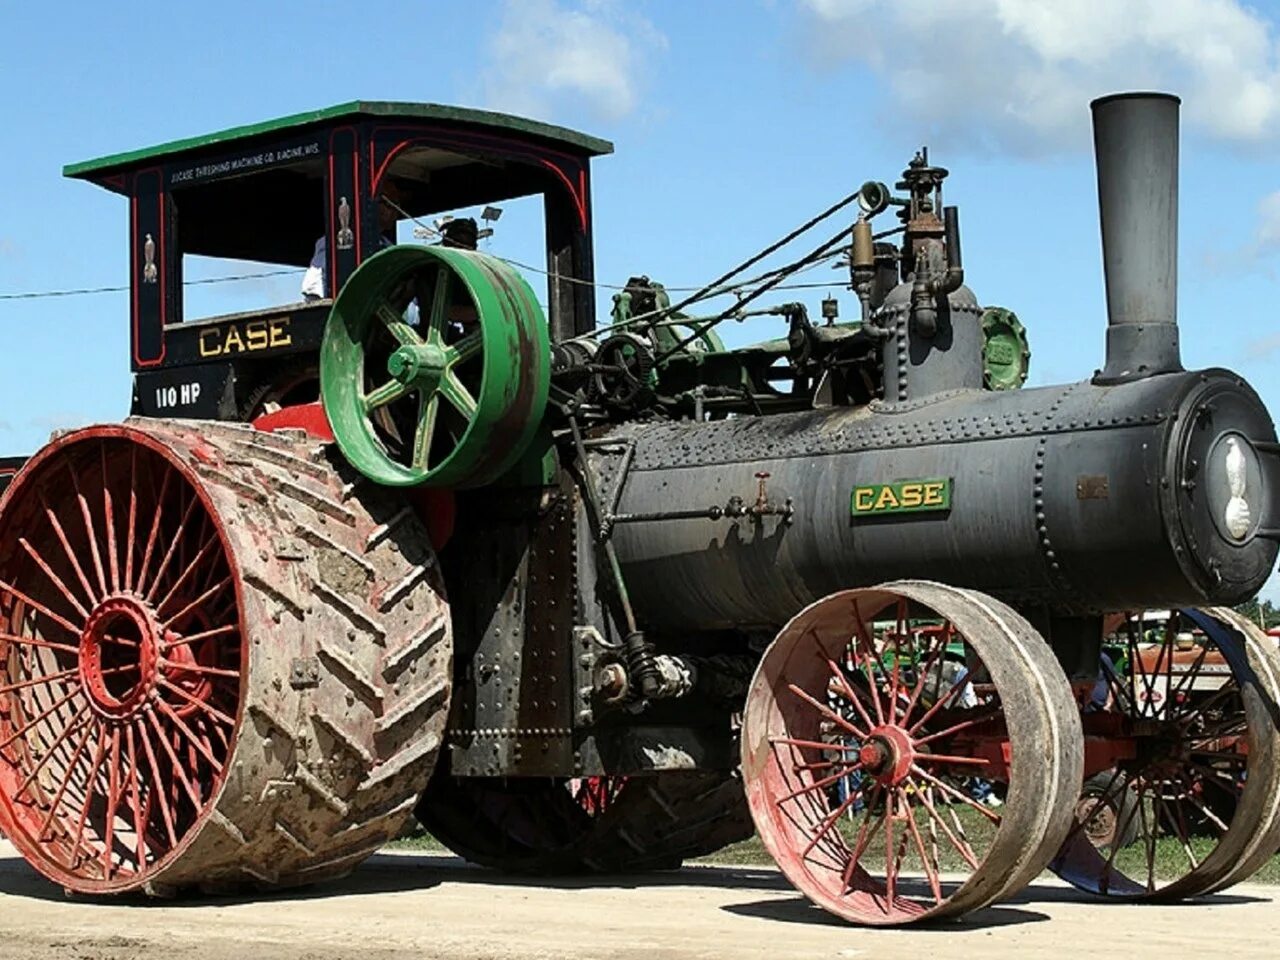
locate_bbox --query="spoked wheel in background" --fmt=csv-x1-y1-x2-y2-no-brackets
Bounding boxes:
0,420,451,894
1052,606,1280,900
321,245,550,488
416,762,753,874
741,581,1082,926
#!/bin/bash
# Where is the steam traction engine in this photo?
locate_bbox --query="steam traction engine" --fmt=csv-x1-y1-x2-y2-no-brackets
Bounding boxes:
0,93,1277,925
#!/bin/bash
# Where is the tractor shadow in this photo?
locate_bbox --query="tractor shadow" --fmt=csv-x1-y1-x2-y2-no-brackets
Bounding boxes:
724,879,1265,930
0,848,794,908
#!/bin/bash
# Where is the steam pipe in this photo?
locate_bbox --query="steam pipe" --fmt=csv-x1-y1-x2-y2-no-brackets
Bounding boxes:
1091,92,1183,383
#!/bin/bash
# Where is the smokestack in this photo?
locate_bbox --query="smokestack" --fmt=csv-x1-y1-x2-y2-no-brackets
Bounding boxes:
1091,92,1183,383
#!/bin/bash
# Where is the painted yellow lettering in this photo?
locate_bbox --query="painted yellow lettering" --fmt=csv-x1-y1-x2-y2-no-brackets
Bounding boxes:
874,487,899,511
854,488,874,511
899,483,923,508
245,321,269,351
922,482,945,506
269,318,292,348
199,329,222,357
223,326,245,353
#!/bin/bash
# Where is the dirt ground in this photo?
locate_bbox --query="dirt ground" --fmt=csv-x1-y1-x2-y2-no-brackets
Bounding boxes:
0,840,1275,960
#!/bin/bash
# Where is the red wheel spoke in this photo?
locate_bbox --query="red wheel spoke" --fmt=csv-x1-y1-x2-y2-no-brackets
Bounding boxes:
123,447,139,593
142,493,200,603
0,580,84,637
38,492,99,608
101,445,121,593
158,659,239,680
0,665,81,696
12,714,93,799
916,784,981,869
771,736,853,753
133,466,173,594
910,764,1001,823
37,721,96,842
160,576,231,631
840,784,885,891
102,727,123,879
154,698,225,772
67,724,111,867
914,753,990,768
907,672,977,737
786,683,866,739
914,709,1002,746
163,623,238,651
137,720,178,849
18,537,90,621
801,788,860,859
850,600,886,724
778,764,865,804
0,687,85,750
889,599,908,722
157,678,237,727
883,790,897,905
898,625,949,726
824,657,876,732
153,535,221,620
125,726,147,872
145,710,203,811
69,466,109,599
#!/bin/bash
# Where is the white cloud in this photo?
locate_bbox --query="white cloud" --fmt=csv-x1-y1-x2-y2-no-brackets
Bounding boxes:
480,0,666,123
798,0,1280,154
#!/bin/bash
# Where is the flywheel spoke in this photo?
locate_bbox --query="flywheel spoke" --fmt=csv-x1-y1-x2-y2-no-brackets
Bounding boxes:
375,302,423,346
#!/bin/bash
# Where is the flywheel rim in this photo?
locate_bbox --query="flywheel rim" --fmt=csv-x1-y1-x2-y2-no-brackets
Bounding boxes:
321,244,550,489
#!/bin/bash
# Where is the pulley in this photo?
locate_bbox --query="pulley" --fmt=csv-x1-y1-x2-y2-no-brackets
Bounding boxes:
321,245,550,488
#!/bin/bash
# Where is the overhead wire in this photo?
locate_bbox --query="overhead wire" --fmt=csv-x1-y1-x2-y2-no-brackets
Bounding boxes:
0,268,303,302
1,191,860,312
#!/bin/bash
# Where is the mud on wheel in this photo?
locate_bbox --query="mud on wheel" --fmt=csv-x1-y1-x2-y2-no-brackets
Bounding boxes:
741,581,1082,926
0,419,451,894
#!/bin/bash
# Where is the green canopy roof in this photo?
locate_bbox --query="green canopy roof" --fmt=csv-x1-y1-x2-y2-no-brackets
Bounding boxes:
64,100,613,179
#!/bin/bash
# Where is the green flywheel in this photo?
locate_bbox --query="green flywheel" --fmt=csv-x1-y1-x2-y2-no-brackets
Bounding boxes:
321,245,550,488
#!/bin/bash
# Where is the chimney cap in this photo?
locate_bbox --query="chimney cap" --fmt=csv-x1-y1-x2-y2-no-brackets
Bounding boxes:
1091,91,1181,109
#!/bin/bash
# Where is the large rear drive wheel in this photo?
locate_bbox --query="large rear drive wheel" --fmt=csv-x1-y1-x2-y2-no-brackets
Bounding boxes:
0,419,451,894
741,581,1082,926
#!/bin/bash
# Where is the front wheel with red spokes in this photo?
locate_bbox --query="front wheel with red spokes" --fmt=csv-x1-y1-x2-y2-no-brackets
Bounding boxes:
741,581,1082,926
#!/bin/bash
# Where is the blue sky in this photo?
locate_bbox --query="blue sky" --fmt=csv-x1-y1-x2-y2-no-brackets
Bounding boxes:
0,0,1277,600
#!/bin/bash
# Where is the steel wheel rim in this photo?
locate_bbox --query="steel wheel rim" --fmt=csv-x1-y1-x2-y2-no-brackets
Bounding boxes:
0,427,245,892
742,584,1076,926
1052,608,1275,899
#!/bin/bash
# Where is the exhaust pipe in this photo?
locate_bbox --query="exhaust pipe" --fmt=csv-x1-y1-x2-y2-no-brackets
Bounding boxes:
1091,92,1183,383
